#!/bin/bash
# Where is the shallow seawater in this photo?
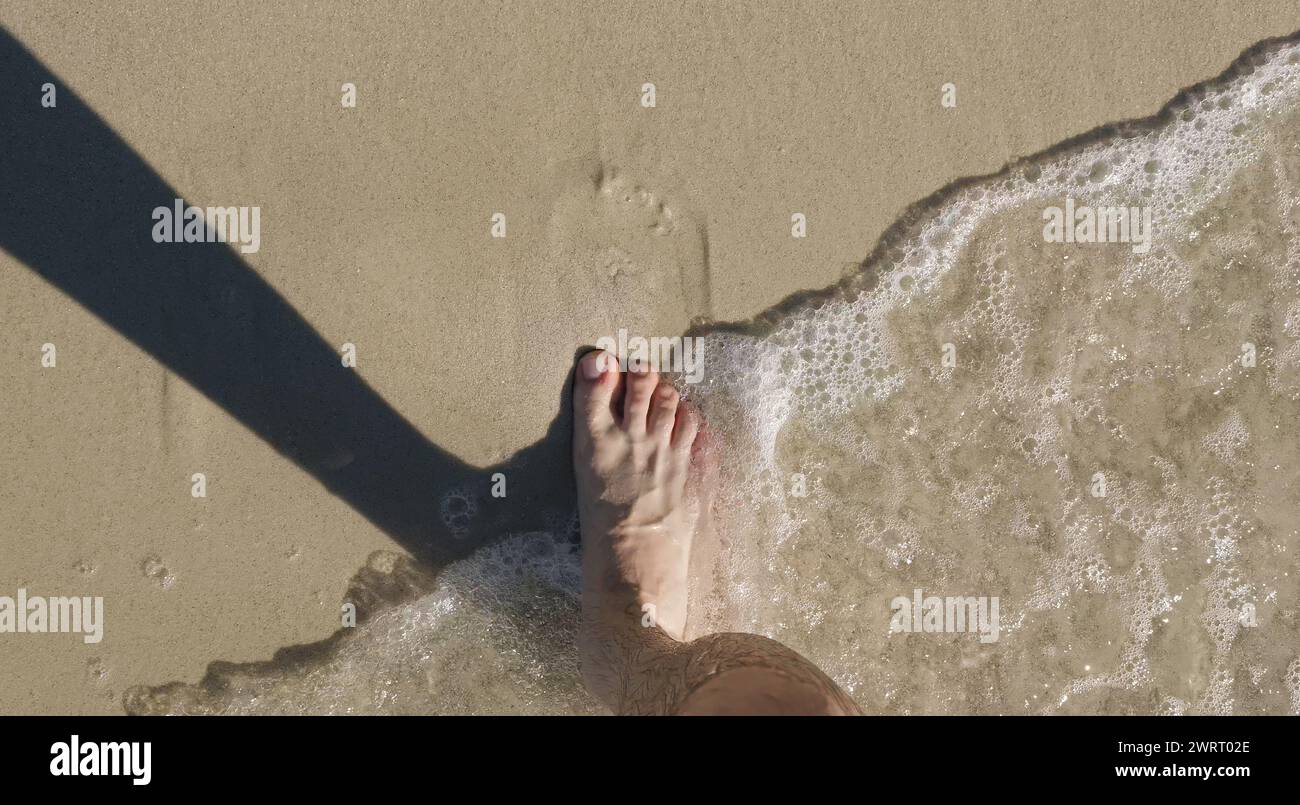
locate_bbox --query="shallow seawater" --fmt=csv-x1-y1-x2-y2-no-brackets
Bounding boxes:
128,36,1300,715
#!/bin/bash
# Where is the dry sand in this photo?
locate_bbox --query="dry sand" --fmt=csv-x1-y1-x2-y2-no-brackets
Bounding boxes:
1,0,1297,713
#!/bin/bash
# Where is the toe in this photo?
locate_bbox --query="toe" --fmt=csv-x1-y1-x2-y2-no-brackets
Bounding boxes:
574,349,620,436
671,399,701,453
647,382,680,444
621,364,660,435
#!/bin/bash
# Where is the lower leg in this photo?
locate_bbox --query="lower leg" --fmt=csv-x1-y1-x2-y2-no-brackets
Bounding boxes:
583,611,860,715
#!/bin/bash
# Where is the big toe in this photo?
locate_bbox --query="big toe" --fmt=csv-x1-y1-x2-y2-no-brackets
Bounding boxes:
574,349,621,438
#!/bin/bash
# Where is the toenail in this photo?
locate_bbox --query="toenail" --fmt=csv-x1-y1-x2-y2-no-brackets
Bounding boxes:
659,386,675,399
582,353,606,380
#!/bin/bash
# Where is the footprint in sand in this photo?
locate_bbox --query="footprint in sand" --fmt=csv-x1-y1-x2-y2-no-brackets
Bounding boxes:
545,161,712,344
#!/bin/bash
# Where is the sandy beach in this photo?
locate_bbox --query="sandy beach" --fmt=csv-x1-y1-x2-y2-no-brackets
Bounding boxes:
1,0,1297,713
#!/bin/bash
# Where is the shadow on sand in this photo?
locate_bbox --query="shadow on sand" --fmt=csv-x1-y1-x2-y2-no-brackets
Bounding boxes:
0,27,585,703
0,26,581,568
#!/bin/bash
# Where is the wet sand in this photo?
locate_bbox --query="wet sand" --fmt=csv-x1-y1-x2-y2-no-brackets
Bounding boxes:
0,0,1297,713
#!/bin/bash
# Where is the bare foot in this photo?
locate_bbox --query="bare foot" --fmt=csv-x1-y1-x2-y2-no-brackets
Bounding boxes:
573,349,708,637
571,349,863,715
572,349,712,697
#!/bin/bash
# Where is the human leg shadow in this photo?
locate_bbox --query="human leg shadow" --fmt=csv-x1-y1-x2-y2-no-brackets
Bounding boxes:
0,26,573,572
